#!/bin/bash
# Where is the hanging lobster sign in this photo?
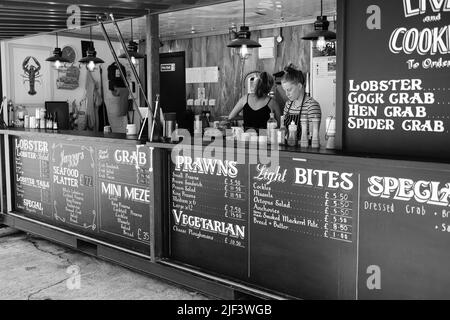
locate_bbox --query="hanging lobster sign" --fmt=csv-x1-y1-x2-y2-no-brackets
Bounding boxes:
21,56,42,96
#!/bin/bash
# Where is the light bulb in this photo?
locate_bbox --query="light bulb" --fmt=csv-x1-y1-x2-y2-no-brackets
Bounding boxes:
240,45,249,59
54,60,62,70
131,56,137,65
87,60,96,72
316,36,327,51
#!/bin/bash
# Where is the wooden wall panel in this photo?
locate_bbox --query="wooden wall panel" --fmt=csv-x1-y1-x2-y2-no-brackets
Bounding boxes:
160,23,316,119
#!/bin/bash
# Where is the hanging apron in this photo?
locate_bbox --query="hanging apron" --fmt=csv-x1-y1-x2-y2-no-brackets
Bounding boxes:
284,94,306,141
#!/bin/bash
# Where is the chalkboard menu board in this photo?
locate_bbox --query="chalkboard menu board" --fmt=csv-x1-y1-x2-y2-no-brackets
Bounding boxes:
169,156,249,279
14,137,52,217
343,0,450,160
248,158,358,299
168,152,450,299
13,136,152,256
168,155,359,299
358,166,450,299
51,142,96,230
97,145,151,247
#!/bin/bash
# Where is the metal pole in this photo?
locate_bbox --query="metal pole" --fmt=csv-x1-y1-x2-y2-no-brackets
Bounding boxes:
96,15,143,121
109,13,154,118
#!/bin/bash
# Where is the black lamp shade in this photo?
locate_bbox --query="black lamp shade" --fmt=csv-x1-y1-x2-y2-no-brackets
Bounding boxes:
302,16,336,40
79,49,104,64
227,26,261,48
118,40,145,59
46,47,70,63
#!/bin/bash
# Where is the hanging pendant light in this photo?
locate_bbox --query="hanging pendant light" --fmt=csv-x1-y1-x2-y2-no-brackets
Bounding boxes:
227,0,261,59
79,26,104,72
118,18,145,65
46,32,70,70
302,0,336,52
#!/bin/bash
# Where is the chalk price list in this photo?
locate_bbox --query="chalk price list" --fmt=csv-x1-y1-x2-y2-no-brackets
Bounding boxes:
52,144,96,229
14,138,51,217
171,158,247,250
323,192,354,243
224,177,247,249
98,147,151,244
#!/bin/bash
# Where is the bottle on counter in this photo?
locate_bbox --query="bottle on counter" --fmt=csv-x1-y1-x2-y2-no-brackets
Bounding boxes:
16,105,25,128
266,112,277,144
47,113,53,130
53,112,58,130
171,123,179,142
278,115,286,145
194,114,202,136
287,121,298,147
8,100,14,127
24,115,30,128
40,112,46,129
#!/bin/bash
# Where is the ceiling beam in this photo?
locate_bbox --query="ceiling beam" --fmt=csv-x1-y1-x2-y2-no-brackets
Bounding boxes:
0,3,151,15
0,0,169,11
0,10,130,18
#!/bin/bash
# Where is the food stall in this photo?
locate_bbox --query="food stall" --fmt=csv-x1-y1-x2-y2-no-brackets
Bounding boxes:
1,0,450,300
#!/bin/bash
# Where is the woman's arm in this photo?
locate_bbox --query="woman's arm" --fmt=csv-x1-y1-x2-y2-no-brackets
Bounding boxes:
228,96,246,120
269,99,282,125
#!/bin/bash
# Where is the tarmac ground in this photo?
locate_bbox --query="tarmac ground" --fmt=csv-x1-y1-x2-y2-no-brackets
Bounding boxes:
0,227,211,300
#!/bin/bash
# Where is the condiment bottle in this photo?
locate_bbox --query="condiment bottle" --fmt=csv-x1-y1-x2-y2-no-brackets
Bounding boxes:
53,112,58,130
287,121,298,147
311,117,320,148
47,113,53,129
278,115,286,145
194,114,202,136
8,100,14,127
300,117,309,148
266,112,277,144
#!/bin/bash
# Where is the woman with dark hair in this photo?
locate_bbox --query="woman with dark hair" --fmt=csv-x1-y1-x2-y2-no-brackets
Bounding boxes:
281,63,321,141
228,71,281,131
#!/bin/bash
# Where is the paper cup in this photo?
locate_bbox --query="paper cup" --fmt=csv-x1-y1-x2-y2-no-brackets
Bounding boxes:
126,124,137,135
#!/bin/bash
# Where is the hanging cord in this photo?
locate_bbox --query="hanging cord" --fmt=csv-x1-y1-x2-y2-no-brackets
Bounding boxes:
243,0,246,26
130,18,133,42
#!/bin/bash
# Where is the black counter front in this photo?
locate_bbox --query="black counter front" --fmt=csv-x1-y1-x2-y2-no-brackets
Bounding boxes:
151,141,450,299
1,129,152,256
3,128,450,299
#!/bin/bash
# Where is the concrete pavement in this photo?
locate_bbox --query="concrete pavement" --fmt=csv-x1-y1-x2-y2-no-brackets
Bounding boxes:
0,229,210,300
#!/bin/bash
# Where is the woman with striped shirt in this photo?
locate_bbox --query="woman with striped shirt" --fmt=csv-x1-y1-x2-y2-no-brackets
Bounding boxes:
280,64,321,142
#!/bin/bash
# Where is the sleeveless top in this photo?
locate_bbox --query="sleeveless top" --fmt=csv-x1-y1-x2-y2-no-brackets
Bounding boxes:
243,94,272,131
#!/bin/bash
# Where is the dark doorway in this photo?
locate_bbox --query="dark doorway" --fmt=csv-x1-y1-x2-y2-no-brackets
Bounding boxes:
160,52,186,126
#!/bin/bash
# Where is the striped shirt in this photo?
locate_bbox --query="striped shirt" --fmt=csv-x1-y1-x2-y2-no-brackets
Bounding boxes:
283,96,322,119
283,96,322,139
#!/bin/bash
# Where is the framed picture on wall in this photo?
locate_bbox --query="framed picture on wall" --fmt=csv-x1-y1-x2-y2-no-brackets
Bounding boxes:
8,44,54,105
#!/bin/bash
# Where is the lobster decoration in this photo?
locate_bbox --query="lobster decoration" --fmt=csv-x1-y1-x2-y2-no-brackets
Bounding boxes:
21,56,42,96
